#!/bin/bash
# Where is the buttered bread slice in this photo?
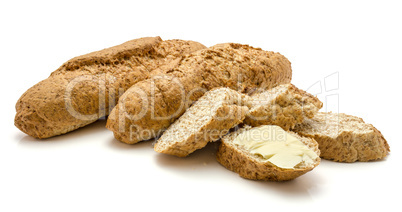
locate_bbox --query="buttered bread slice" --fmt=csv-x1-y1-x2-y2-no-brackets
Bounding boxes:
217,125,320,181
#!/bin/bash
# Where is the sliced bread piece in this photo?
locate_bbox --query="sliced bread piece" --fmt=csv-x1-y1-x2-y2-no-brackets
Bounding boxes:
217,125,321,181
293,112,390,162
244,84,323,130
154,87,249,157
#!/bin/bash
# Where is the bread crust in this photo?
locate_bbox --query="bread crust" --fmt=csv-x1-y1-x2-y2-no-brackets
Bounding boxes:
107,43,292,144
293,112,390,162
154,88,249,157
216,126,320,181
15,37,206,138
244,84,323,130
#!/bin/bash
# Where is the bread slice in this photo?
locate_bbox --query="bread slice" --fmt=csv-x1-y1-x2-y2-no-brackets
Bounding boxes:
154,88,249,157
244,83,323,130
293,112,390,162
217,125,321,181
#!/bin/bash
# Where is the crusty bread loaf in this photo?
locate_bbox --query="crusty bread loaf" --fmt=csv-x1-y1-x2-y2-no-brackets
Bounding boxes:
106,43,292,144
216,125,321,181
154,87,249,157
15,37,206,138
293,112,390,162
244,83,323,130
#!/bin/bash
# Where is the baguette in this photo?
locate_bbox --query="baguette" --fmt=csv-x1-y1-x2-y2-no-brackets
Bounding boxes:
293,112,390,162
15,37,205,138
244,83,323,130
217,125,320,181
106,43,292,144
154,87,249,157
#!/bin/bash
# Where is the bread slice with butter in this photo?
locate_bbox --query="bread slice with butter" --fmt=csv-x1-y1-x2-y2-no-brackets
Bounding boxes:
217,125,320,181
293,112,390,162
154,87,249,157
244,84,323,130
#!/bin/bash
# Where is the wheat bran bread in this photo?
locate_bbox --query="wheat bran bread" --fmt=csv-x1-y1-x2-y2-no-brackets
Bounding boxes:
244,83,323,130
106,43,292,144
15,37,206,138
216,125,321,181
293,112,390,162
154,87,249,157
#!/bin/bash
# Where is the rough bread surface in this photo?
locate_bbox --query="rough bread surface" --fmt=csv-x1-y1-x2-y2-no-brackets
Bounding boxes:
106,43,292,144
244,84,323,130
293,112,390,162
15,37,206,138
154,87,249,157
216,125,320,181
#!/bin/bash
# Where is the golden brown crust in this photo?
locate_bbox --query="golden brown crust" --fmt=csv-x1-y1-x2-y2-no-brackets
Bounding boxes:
55,37,163,72
106,43,292,144
293,112,390,162
216,126,320,181
244,84,323,130
15,37,206,138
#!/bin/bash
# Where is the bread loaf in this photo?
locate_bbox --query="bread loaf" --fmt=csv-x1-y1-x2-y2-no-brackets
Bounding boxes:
154,87,249,157
293,112,390,162
216,125,321,181
106,43,292,144
15,37,206,138
244,83,323,130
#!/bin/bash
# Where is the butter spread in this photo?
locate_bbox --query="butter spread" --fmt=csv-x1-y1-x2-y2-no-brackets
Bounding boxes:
233,125,318,169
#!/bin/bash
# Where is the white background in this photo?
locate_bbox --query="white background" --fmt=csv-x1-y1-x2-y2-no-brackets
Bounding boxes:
1,0,401,211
